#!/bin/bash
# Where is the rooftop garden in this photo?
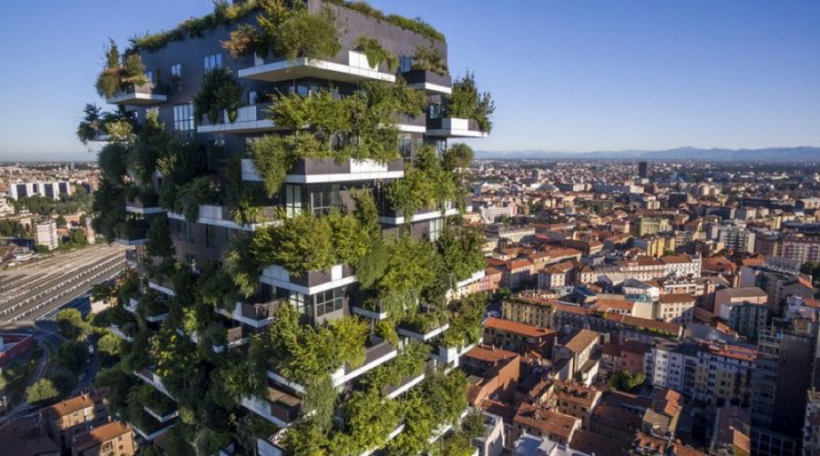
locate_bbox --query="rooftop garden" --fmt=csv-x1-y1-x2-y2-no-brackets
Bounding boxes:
131,0,444,56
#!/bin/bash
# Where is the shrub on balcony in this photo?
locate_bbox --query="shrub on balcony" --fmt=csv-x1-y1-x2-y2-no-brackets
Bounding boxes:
271,6,341,61
437,227,486,282
367,234,438,304
95,39,149,98
194,68,243,124
386,145,457,221
355,33,398,71
251,211,370,276
146,214,175,258
440,293,486,349
399,308,448,335
173,177,216,223
445,72,496,133
325,0,446,42
329,388,400,454
412,44,448,76
364,342,430,391
198,266,240,310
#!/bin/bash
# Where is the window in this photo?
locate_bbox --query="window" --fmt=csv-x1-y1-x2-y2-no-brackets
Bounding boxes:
205,225,216,248
310,184,341,216
285,185,305,218
184,221,196,243
248,91,258,105
399,55,412,73
171,63,182,79
429,217,443,241
288,292,306,315
204,53,222,71
145,71,154,83
173,104,195,131
398,134,413,162
313,288,343,317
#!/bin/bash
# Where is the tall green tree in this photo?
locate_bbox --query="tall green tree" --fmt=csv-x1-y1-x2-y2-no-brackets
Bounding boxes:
26,379,60,406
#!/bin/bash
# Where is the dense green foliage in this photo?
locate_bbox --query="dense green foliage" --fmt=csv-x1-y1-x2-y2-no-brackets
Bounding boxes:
610,370,646,392
325,0,445,42
146,214,176,258
355,33,398,71
445,72,496,133
412,44,449,75
386,145,457,221
95,39,149,98
194,68,243,124
25,379,60,406
56,308,92,341
251,81,424,196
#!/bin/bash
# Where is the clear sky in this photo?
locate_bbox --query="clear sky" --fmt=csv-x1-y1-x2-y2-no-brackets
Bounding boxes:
0,0,818,161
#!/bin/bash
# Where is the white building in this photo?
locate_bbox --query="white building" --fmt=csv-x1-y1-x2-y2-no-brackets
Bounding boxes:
8,181,72,201
33,220,59,250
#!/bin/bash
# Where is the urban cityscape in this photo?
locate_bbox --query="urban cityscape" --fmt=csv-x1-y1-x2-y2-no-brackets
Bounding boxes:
1,1,818,456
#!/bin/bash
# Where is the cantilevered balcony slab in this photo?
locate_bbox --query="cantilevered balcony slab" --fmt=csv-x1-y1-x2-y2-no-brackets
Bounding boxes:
242,158,404,184
216,299,282,329
241,385,302,427
403,69,452,95
167,205,277,232
197,103,280,134
426,118,488,138
239,51,395,84
378,203,459,225
125,194,164,215
260,264,356,296
106,82,168,106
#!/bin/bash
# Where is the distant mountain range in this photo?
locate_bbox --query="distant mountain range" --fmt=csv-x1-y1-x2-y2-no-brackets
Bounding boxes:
474,146,820,162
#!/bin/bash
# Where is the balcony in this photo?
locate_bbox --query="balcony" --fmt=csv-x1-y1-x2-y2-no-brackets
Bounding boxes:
383,359,435,399
242,158,404,185
426,118,488,138
132,415,175,442
241,385,302,427
394,111,427,133
197,103,279,134
114,219,148,246
378,201,459,225
403,69,452,95
106,82,168,106
398,322,450,342
260,264,356,296
351,304,390,321
126,193,164,215
167,204,278,232
108,324,134,343
238,50,396,84
135,367,174,398
329,339,397,387
217,299,283,329
431,343,477,368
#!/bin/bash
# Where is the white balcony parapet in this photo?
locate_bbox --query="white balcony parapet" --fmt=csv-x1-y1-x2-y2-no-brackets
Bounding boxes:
266,371,307,395
385,373,426,400
427,118,488,138
351,306,389,321
145,313,170,323
330,344,397,387
148,281,175,297
239,51,396,84
216,303,275,328
125,298,139,314
144,406,178,424
379,206,458,225
166,207,276,232
197,106,276,134
242,158,404,184
260,264,357,296
108,325,133,343
241,396,291,428
132,422,175,441
398,323,450,342
135,369,174,399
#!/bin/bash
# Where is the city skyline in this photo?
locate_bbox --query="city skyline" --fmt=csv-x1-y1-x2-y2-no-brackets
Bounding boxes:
0,0,818,161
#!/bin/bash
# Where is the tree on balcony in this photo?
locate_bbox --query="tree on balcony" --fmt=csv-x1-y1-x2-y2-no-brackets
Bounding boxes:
94,39,149,99
412,44,449,76
445,72,496,133
194,68,243,124
355,33,398,71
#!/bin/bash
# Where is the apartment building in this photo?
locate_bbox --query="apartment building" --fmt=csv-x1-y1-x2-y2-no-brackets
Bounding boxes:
502,296,557,329
33,220,59,250
780,235,820,265
654,293,696,323
538,262,574,289
41,393,109,450
92,1,491,453
70,422,136,456
8,180,72,201
548,381,602,430
659,254,702,277
483,317,556,355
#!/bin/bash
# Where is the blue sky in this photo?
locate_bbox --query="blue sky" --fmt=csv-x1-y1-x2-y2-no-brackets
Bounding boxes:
0,0,818,161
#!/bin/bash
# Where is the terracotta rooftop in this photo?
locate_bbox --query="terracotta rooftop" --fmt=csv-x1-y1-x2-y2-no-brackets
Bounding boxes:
553,380,600,408
464,345,519,364
72,421,131,453
514,403,580,441
507,259,534,271
659,293,696,304
485,317,554,339
41,393,95,420
659,254,695,264
570,429,625,456
561,329,599,354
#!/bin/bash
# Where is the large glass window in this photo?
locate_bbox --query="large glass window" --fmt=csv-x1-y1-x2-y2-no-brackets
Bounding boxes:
314,288,343,317
184,221,196,244
399,55,412,73
399,134,413,162
288,292,306,315
429,217,443,241
173,104,195,131
204,53,222,72
205,225,216,248
285,185,305,218
310,184,341,216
